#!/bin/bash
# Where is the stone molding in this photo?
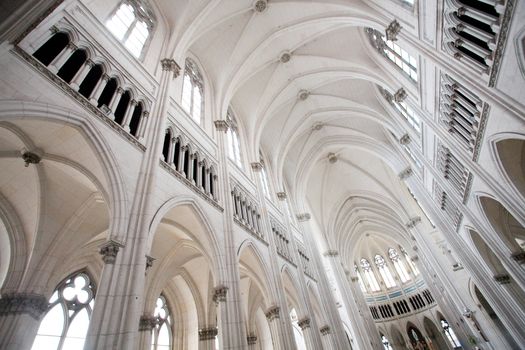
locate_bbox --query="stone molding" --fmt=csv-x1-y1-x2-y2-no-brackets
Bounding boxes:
160,58,181,78
265,305,280,321
213,285,228,304
247,334,258,345
296,213,311,222
214,120,229,132
198,327,218,340
139,315,157,331
99,239,124,264
0,293,48,319
385,20,402,41
320,325,331,335
298,317,311,330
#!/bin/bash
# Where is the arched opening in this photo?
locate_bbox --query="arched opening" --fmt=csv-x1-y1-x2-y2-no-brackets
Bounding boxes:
474,285,519,349
33,32,69,66
468,229,509,277
192,156,198,184
78,64,103,99
57,49,87,83
162,129,171,162
479,196,525,254
0,217,10,289
495,138,525,199
423,317,450,350
380,333,393,350
390,325,407,349
129,102,143,137
173,139,181,170
183,148,190,177
407,323,429,350
97,77,117,108
114,90,131,125
289,308,307,350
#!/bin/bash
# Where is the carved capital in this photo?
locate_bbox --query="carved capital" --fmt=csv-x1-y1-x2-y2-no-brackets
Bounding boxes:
385,20,402,41
298,89,310,101
21,150,41,167
394,88,407,102
0,293,48,319
511,251,525,264
145,255,155,271
265,305,280,321
276,192,287,200
324,250,339,257
351,277,359,282
399,133,411,145
213,285,228,304
247,334,258,345
160,58,181,78
406,216,421,229
493,274,511,285
250,162,263,172
99,240,124,264
198,327,218,340
214,120,229,132
320,325,331,335
398,167,413,180
139,315,157,331
298,317,311,330
254,0,268,12
296,213,311,222
327,152,338,163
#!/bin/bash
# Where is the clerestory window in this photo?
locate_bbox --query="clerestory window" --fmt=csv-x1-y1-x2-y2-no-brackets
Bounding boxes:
226,107,242,166
360,258,381,292
388,248,411,283
106,1,155,58
182,58,204,124
374,254,397,288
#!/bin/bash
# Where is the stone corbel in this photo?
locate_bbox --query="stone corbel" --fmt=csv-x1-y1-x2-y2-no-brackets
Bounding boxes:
298,317,311,330
385,20,402,41
296,213,311,222
394,88,407,102
145,255,155,271
265,305,280,321
198,327,218,341
398,167,413,180
250,162,263,172
213,285,228,304
99,239,124,264
214,120,229,132
276,191,287,200
320,325,331,336
139,315,157,331
399,133,411,145
160,58,181,78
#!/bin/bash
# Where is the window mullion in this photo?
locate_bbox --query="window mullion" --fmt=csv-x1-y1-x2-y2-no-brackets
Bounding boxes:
122,18,138,44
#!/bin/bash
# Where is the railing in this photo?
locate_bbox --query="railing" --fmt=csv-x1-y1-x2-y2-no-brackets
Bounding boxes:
433,181,463,231
16,19,153,150
298,246,315,280
437,142,473,203
442,0,513,85
271,217,294,265
369,289,436,321
230,180,265,243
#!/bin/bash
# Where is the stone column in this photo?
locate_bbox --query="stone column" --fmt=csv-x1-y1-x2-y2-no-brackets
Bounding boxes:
265,305,289,350
108,87,124,116
137,111,149,140
49,42,76,73
122,100,137,132
0,293,48,350
137,314,156,350
70,59,94,90
320,325,335,350
198,326,218,350
214,119,248,349
298,317,319,350
90,74,109,104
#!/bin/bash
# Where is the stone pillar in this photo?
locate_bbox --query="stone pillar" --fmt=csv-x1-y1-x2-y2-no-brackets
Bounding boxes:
122,100,137,131
49,42,76,73
198,326,218,350
90,74,109,104
247,334,257,349
70,59,94,90
137,111,149,139
320,325,335,350
0,293,48,350
298,317,319,350
137,314,156,350
108,87,124,116
265,305,289,350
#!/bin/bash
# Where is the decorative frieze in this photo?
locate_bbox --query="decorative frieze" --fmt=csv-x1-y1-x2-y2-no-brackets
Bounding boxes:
99,240,124,264
213,285,228,304
298,317,311,330
296,213,311,222
199,327,218,340
0,293,48,319
385,20,401,41
320,325,331,335
139,315,157,331
265,305,280,321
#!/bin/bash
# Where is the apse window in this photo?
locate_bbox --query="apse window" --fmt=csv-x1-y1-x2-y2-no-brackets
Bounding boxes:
106,1,155,58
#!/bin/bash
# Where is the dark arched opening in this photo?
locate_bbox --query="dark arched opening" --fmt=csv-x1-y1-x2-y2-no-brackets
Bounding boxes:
97,78,117,108
114,90,131,125
57,49,87,83
78,64,103,99
33,32,69,66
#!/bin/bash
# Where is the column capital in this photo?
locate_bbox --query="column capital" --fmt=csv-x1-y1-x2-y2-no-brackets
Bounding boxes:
296,213,311,222
198,326,218,340
99,239,124,264
247,334,258,345
250,162,263,171
138,315,157,331
385,19,402,41
160,58,181,78
324,250,339,257
320,325,331,335
398,167,413,180
276,191,287,200
493,273,511,284
0,293,47,319
298,317,311,330
393,87,407,102
145,255,155,271
399,133,411,145
511,251,525,264
213,285,228,304
214,120,229,132
265,305,280,321
405,216,421,229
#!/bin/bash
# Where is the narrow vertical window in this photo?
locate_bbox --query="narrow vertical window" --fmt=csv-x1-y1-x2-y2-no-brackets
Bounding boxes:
226,107,242,166
360,258,381,292
106,1,155,58
31,271,96,350
401,247,420,276
354,264,367,292
389,248,411,283
151,295,172,350
181,58,204,124
441,319,461,348
260,161,271,198
374,254,397,288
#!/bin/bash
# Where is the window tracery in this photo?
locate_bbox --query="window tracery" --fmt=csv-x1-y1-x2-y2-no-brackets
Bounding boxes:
401,247,420,276
360,258,381,292
381,334,394,350
226,108,242,166
374,254,397,288
182,58,204,124
31,271,95,350
354,264,367,292
441,319,461,348
106,0,155,58
388,248,411,283
151,295,171,350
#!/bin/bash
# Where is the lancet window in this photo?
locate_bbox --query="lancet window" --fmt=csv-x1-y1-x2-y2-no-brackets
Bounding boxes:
182,58,204,124
374,254,397,288
151,295,171,350
388,248,411,283
360,258,381,292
